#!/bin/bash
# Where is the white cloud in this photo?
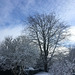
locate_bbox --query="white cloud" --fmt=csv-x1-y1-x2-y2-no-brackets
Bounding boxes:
0,25,23,42
69,26,75,43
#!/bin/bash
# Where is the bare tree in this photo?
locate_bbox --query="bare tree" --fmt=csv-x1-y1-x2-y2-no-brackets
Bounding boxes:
27,13,69,72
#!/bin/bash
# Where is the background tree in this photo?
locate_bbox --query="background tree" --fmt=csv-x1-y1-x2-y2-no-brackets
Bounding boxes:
49,45,75,75
27,13,69,72
68,45,75,62
68,45,75,74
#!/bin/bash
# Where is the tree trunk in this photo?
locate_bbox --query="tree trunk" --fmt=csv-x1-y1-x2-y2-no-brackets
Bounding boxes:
44,63,48,72
44,55,48,72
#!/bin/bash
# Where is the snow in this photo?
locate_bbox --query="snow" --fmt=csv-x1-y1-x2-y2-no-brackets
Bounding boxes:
28,67,34,70
34,72,50,75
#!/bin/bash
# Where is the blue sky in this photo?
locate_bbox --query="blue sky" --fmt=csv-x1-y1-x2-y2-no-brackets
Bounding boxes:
0,0,75,43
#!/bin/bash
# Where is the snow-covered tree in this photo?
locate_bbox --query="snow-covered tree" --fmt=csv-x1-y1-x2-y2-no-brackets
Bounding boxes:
49,48,75,75
0,36,39,75
69,45,75,62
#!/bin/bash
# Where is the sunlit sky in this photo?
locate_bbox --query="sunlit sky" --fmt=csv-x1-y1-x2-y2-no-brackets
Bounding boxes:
0,0,75,44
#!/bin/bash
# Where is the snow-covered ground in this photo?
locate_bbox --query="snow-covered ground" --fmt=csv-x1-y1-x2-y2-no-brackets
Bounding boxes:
34,72,50,75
